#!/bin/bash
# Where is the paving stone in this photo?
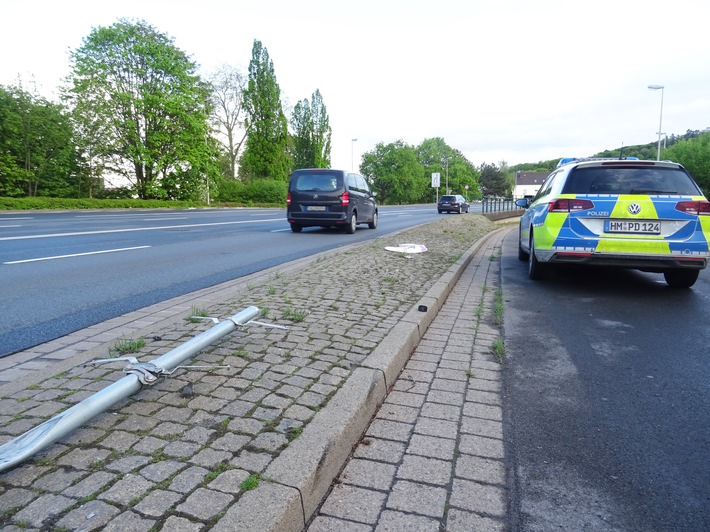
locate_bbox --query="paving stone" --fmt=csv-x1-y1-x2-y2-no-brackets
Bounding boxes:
308,515,373,531
103,510,157,531
163,440,201,458
208,469,250,493
0,487,36,511
133,489,183,517
455,454,506,485
445,508,506,532
375,509,441,531
13,493,76,528
353,438,406,464
212,432,251,453
458,433,505,460
169,466,209,494
105,455,152,473
176,487,234,520
366,419,413,443
385,480,447,518
160,515,205,531
406,433,456,461
230,450,272,473
449,477,507,518
341,458,396,491
396,455,452,486
55,499,120,531
98,473,152,505
32,467,84,491
139,460,187,483
62,471,116,498
413,417,459,439
319,484,388,525
190,447,232,467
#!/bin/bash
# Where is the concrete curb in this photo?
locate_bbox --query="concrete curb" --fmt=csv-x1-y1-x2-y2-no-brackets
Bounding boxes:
229,227,508,531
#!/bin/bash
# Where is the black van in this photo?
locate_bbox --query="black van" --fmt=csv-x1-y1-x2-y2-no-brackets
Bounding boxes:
286,168,378,234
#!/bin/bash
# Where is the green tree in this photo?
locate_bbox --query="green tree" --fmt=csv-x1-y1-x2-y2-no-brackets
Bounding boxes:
416,138,480,201
64,19,215,199
360,140,424,204
479,162,509,196
0,84,76,197
240,40,290,181
290,89,331,169
664,131,710,195
208,64,247,180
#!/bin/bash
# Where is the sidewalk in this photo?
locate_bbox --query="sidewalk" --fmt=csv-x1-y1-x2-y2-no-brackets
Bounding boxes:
307,229,508,531
0,216,513,531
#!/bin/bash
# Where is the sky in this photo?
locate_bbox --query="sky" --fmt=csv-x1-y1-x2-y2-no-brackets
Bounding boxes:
2,0,709,171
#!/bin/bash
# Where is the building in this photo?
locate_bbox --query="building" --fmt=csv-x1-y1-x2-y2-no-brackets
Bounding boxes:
514,171,549,198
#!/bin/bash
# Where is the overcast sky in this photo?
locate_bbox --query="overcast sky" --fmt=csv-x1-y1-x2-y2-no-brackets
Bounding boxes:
2,0,709,170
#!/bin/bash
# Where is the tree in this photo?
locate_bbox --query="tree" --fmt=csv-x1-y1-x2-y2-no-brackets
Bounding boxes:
360,140,424,204
240,40,291,181
64,19,215,199
0,83,76,197
663,131,710,195
416,138,480,201
479,162,509,196
208,64,247,180
290,89,331,169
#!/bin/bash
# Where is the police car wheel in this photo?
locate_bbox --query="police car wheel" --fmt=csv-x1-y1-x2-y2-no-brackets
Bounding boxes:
663,269,699,288
528,234,546,280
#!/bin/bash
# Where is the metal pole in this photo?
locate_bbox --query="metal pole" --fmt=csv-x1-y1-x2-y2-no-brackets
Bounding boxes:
351,138,357,170
648,85,664,160
0,306,260,472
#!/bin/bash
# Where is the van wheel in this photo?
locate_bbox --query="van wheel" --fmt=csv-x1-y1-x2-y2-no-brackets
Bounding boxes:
345,212,357,234
290,223,302,233
368,211,378,229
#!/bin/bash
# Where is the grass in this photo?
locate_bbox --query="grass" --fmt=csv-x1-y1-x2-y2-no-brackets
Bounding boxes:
110,336,145,356
492,338,505,362
282,307,307,322
493,288,504,326
240,473,261,491
187,304,210,323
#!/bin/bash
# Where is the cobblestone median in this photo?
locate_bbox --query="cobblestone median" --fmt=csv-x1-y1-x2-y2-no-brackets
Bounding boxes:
0,214,498,530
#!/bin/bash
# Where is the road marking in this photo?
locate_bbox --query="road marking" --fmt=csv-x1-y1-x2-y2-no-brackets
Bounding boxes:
0,218,285,241
3,246,151,264
0,225,22,228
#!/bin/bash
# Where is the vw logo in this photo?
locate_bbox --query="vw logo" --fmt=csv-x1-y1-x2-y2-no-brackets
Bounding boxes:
313,194,319,199
628,203,641,215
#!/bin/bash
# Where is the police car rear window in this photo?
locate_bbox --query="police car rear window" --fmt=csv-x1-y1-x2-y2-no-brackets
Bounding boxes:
562,167,701,195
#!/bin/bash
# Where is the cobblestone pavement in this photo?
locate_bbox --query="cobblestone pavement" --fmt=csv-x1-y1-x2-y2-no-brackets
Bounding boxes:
307,228,508,531
0,215,512,531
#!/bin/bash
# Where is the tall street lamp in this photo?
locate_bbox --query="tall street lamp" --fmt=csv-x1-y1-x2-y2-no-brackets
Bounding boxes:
648,85,664,161
351,138,358,170
443,156,450,194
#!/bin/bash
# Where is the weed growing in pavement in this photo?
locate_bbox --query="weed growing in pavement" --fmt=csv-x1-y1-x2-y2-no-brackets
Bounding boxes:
240,473,261,491
383,275,397,283
492,338,505,362
494,288,504,326
465,369,474,378
282,307,307,322
267,284,276,295
204,461,231,483
287,427,303,441
234,349,249,359
110,336,145,356
187,304,210,323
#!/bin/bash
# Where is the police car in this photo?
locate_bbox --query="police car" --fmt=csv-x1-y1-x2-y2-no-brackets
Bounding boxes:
515,158,710,288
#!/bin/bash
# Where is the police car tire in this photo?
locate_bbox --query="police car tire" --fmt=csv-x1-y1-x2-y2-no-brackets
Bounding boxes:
528,235,546,280
518,229,529,261
663,269,699,288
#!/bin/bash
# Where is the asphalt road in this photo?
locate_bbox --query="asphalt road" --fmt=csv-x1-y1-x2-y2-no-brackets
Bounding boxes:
501,230,710,531
0,205,464,357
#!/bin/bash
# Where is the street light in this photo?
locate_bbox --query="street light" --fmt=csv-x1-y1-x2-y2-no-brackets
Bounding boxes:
443,156,450,194
351,138,358,170
648,85,664,161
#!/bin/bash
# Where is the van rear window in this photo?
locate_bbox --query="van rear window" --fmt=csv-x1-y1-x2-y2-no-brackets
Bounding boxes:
294,173,341,192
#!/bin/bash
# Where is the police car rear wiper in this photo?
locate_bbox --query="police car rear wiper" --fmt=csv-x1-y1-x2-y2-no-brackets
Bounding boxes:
630,189,676,194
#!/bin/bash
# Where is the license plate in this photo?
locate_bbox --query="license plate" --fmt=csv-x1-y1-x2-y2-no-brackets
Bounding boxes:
307,206,326,211
604,220,661,234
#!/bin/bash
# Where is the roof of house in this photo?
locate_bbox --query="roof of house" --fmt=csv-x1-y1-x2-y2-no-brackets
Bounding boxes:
515,172,549,186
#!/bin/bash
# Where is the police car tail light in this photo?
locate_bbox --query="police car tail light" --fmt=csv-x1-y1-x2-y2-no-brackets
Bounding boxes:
341,191,350,206
548,199,594,212
675,200,710,216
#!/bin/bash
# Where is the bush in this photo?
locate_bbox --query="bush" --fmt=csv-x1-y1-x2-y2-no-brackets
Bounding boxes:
213,178,287,206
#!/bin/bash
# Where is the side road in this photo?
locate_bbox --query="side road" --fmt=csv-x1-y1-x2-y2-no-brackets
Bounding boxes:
0,215,513,531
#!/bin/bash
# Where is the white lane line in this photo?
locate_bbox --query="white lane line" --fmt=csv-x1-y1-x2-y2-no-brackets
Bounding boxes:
0,225,22,228
0,218,285,241
3,246,151,264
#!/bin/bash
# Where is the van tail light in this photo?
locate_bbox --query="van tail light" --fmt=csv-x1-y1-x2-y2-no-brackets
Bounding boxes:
548,198,594,212
675,200,710,215
341,191,350,206
286,192,291,206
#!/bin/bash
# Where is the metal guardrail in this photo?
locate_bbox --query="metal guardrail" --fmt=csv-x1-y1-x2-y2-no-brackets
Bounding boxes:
481,196,521,214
